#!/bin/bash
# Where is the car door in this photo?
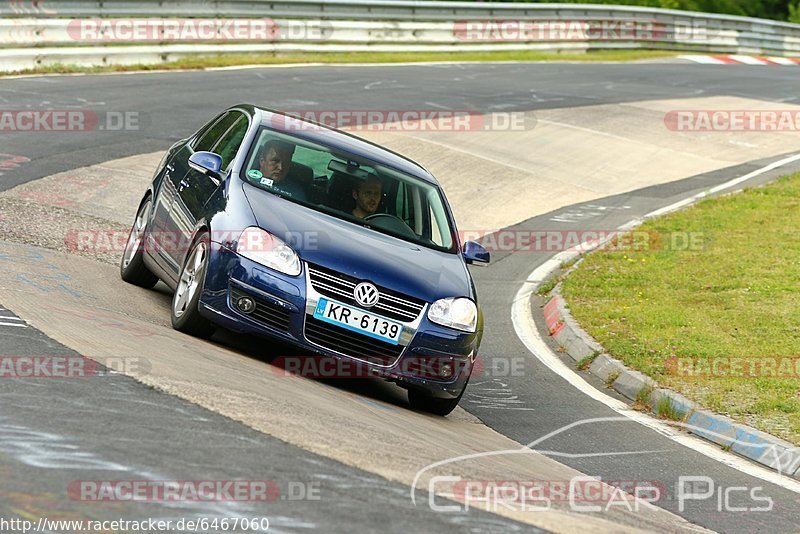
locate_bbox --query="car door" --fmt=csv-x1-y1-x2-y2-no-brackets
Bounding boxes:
166,111,249,274
149,113,226,277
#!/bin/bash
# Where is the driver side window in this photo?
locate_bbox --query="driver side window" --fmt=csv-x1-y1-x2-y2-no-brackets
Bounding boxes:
213,114,248,171
194,112,238,153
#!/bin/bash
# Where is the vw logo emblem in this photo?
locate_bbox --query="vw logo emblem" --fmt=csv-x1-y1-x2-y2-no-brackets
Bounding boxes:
354,282,380,308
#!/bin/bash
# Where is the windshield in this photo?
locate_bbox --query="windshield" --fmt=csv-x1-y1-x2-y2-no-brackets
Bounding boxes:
240,128,456,252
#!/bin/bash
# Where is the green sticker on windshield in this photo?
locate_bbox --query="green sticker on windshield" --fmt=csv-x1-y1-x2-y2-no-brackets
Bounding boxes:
247,169,262,180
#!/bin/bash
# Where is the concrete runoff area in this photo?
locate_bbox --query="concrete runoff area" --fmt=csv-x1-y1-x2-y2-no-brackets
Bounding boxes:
356,96,800,234
2,94,800,531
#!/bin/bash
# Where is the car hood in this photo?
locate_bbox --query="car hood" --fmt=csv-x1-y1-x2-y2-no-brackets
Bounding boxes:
242,183,473,302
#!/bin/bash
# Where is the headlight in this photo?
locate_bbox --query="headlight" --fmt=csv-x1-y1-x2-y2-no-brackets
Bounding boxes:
427,297,478,333
236,227,301,276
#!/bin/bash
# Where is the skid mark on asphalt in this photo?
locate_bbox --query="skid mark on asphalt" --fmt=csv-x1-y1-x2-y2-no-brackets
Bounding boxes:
0,414,299,530
0,418,128,471
549,204,633,223
466,379,535,411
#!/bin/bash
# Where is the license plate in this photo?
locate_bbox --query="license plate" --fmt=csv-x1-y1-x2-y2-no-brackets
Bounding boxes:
313,298,403,345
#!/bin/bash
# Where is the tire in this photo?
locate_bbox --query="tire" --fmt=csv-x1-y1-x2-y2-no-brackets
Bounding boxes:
408,387,465,417
171,233,216,339
120,197,159,288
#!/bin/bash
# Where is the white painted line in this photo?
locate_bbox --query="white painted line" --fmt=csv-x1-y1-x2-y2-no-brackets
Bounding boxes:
640,152,800,223
678,54,727,65
729,55,770,66
707,153,800,194
0,315,24,321
0,322,27,328
512,153,800,493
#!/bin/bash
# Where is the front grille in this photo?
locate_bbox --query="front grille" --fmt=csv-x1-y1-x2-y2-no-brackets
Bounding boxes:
230,285,291,332
304,317,404,367
307,264,426,322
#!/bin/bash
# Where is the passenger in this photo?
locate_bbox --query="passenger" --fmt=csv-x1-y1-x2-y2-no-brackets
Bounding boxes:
255,140,306,201
351,176,383,219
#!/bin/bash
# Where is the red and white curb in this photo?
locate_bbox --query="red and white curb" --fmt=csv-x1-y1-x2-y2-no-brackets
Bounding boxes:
680,54,800,66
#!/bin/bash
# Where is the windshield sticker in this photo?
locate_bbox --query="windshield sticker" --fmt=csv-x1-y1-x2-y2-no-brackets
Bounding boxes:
247,169,263,180
260,177,274,187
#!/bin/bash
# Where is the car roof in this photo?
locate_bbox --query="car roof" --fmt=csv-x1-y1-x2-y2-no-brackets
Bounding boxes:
237,104,440,186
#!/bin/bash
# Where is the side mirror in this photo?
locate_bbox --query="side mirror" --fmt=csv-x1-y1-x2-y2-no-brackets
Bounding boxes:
189,151,223,181
463,241,490,264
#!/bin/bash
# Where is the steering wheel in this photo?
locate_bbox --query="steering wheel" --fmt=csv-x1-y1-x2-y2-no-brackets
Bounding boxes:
364,213,417,239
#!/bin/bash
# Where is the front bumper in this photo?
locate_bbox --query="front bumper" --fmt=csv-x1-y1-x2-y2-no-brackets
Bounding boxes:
199,242,479,399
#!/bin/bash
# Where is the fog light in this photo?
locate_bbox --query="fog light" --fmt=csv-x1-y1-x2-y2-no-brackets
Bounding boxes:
237,296,256,314
440,363,454,379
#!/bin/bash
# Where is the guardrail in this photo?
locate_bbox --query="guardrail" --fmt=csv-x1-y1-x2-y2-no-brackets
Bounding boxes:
1,1,799,73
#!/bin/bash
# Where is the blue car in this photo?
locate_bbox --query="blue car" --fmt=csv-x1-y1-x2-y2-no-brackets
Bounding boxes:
120,104,489,415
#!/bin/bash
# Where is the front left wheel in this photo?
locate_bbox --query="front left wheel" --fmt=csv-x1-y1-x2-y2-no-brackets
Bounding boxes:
120,197,159,288
171,233,216,339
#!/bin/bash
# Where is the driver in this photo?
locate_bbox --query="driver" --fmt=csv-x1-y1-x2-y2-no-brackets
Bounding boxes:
255,140,306,201
351,176,382,219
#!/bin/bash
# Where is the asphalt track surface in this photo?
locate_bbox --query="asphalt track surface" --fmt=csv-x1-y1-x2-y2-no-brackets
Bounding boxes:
1,62,800,533
0,313,530,533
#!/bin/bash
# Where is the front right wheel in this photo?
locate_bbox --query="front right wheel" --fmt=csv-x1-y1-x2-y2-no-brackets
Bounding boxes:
408,387,465,417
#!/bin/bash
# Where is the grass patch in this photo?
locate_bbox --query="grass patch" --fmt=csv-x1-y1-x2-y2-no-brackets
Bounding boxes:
4,49,680,77
577,351,601,371
537,277,559,296
655,396,686,422
560,256,582,271
635,385,655,408
606,369,621,387
561,172,800,445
